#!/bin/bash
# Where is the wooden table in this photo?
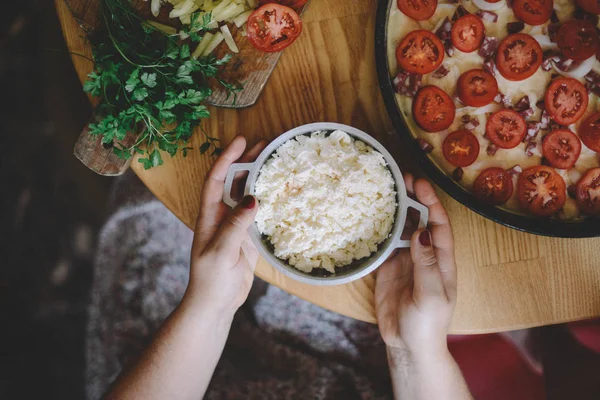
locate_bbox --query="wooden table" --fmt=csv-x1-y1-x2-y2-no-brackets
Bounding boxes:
55,0,600,334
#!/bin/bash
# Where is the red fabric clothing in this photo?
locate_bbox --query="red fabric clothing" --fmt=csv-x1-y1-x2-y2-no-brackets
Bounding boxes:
449,334,545,400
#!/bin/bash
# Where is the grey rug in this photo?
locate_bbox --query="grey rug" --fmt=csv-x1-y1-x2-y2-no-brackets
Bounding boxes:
86,172,392,399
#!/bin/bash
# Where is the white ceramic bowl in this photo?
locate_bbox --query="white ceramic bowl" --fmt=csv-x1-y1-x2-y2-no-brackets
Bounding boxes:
223,122,428,286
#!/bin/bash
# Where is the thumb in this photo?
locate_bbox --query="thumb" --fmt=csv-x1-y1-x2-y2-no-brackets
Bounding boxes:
410,229,447,303
210,195,258,254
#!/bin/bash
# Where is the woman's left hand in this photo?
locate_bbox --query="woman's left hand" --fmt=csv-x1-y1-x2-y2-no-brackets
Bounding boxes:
186,136,267,317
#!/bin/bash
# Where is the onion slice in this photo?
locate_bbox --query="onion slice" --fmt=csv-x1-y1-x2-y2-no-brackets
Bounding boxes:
532,34,557,50
472,0,507,11
552,55,597,79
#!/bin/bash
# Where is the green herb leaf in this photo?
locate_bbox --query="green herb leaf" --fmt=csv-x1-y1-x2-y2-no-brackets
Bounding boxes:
200,142,211,154
141,72,157,88
139,149,164,169
81,0,238,169
125,68,140,92
133,87,149,101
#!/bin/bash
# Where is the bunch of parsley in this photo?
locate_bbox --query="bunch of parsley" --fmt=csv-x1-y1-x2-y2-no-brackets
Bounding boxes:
83,0,237,169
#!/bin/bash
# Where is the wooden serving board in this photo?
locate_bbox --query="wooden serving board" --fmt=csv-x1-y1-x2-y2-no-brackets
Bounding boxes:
63,0,306,175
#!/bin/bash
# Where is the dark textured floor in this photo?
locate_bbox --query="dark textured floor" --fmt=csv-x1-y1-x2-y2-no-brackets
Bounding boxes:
0,1,110,398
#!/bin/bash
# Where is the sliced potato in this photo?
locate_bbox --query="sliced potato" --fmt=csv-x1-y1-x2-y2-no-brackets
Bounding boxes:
145,20,178,35
192,32,215,58
203,0,215,11
215,3,245,22
220,25,239,53
210,0,233,20
233,10,252,27
151,0,162,17
202,32,225,56
170,0,199,18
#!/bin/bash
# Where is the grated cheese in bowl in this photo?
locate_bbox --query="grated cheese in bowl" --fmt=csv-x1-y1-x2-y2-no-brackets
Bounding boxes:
254,130,398,273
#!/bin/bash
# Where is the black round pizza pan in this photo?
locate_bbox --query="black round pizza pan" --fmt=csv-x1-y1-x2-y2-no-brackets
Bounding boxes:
374,0,600,238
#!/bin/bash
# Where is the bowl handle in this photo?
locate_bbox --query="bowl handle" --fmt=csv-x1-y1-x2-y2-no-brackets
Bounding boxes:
223,163,256,208
393,197,429,248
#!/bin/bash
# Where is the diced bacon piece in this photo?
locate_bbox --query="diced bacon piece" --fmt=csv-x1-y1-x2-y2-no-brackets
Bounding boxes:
555,58,578,72
526,121,540,138
465,118,480,130
453,167,464,181
541,58,553,71
444,40,455,57
513,95,530,112
520,108,535,119
417,138,434,153
487,143,498,156
586,80,600,97
483,57,497,74
544,50,562,63
477,11,498,22
394,71,422,97
432,64,451,78
461,115,472,123
393,71,410,93
525,139,537,156
540,110,550,129
452,5,469,21
507,21,525,34
567,184,577,199
498,93,512,108
435,18,452,40
542,50,560,71
479,37,498,58
507,165,523,176
535,100,544,109
585,70,600,84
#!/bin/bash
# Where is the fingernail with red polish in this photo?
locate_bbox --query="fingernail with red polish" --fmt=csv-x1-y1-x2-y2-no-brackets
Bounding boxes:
419,230,431,247
241,195,255,209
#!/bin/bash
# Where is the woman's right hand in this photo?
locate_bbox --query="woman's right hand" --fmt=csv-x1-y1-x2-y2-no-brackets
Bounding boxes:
375,174,457,360
375,176,471,400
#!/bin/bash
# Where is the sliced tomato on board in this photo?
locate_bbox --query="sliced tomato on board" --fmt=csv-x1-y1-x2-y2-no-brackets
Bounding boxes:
544,78,589,126
247,4,303,53
397,0,438,21
542,129,582,170
442,129,480,167
258,0,308,9
451,14,485,53
412,85,456,132
512,0,553,25
485,109,527,149
576,0,600,14
396,30,445,74
557,20,599,62
576,168,600,215
580,112,600,152
496,34,543,81
473,167,514,205
457,69,498,107
517,165,566,217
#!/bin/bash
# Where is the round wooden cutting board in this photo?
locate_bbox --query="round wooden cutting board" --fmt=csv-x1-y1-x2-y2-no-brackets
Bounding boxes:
55,0,600,333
